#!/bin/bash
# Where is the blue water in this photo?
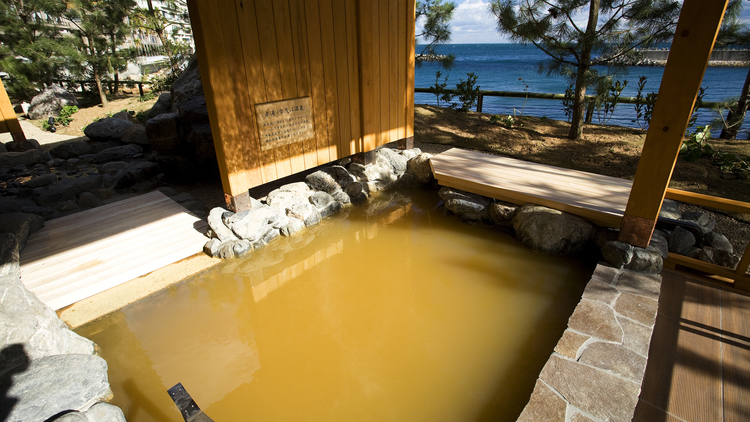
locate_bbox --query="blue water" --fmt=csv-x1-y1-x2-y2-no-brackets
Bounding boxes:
415,44,749,135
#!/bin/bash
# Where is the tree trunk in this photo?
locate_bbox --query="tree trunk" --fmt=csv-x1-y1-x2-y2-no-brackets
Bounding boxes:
568,69,588,139
93,67,108,107
567,0,600,140
146,0,175,66
720,66,750,140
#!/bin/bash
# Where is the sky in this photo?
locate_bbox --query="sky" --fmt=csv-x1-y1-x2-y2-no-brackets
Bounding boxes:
420,0,750,44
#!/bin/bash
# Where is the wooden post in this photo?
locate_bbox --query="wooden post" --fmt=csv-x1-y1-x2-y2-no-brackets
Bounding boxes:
619,0,729,248
0,79,26,143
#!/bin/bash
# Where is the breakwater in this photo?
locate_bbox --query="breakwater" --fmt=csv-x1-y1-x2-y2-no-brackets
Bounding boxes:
635,49,750,66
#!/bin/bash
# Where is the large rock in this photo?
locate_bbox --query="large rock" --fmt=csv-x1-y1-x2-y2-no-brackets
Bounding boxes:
171,57,204,111
0,234,20,277
90,144,143,164
49,141,94,159
207,208,240,242
601,241,634,269
224,205,284,242
627,247,663,274
145,112,181,154
147,92,172,118
0,198,36,214
309,191,342,218
0,213,44,250
407,153,434,183
0,149,50,168
699,246,740,268
5,139,40,153
438,187,491,215
668,226,696,254
36,175,103,206
83,117,134,142
266,183,314,214
178,95,210,125
51,402,126,422
682,211,716,236
121,124,149,146
305,170,340,194
1,354,110,422
703,231,733,254
287,202,321,227
0,275,95,367
377,148,408,175
27,84,79,120
513,204,595,255
659,199,681,219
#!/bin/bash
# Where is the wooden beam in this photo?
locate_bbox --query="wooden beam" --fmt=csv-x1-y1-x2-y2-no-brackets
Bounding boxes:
0,79,25,142
619,0,729,248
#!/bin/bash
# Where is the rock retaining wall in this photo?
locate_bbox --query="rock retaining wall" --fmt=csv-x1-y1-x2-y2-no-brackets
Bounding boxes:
517,264,661,422
0,231,124,422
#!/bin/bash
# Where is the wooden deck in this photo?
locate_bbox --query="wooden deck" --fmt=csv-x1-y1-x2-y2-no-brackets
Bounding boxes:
20,191,209,310
635,269,750,421
429,148,633,227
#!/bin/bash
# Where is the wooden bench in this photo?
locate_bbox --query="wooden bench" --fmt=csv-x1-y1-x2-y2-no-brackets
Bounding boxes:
429,148,632,228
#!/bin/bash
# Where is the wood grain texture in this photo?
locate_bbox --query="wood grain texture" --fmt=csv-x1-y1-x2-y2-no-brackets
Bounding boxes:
20,191,208,310
430,148,631,228
186,0,414,192
625,1,728,221
636,270,750,422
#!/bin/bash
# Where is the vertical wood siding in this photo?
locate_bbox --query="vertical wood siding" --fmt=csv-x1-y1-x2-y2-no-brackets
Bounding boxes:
187,0,414,198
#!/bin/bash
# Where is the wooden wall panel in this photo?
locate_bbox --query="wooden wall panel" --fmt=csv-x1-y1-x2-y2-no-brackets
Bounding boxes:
303,0,332,165
188,0,414,209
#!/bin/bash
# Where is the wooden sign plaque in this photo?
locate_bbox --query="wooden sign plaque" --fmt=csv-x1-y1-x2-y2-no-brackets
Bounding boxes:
255,97,313,151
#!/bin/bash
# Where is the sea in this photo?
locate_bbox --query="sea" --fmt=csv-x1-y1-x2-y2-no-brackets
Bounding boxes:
414,43,750,136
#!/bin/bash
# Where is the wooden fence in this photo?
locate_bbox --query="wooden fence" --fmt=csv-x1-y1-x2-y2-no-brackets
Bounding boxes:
187,0,415,210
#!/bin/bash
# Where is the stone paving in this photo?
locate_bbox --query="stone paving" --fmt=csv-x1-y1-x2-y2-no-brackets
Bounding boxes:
517,263,661,422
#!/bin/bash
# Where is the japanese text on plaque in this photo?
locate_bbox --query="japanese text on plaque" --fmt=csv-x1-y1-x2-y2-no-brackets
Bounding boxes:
255,97,313,151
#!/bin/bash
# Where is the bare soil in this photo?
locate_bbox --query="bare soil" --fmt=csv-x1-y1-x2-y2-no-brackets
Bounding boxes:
25,92,158,137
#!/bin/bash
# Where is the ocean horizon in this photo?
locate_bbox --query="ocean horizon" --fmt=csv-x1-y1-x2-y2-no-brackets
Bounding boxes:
414,43,749,136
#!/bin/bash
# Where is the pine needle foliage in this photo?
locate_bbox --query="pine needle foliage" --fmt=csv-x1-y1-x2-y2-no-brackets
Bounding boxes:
489,0,681,140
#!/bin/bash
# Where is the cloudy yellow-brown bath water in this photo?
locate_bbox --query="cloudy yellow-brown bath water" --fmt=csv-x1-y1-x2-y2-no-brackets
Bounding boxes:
76,188,592,422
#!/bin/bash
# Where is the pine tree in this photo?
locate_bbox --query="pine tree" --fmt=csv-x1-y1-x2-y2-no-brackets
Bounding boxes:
717,0,749,140
131,0,192,70
0,0,74,99
416,0,457,69
64,0,135,107
489,0,680,140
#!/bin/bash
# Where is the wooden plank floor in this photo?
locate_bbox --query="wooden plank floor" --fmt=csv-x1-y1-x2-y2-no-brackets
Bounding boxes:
634,269,750,421
429,148,633,227
20,191,209,310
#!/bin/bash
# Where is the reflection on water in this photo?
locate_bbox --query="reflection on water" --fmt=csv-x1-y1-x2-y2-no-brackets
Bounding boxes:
76,188,593,422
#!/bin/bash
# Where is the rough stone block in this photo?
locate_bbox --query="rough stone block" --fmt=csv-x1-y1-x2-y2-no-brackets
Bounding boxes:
568,299,623,343
601,241,634,268
578,342,648,382
617,316,653,357
516,379,567,422
540,355,640,422
84,117,134,142
626,247,663,274
614,293,658,327
590,263,622,286
553,330,589,359
1,354,111,422
581,279,620,306
615,271,661,301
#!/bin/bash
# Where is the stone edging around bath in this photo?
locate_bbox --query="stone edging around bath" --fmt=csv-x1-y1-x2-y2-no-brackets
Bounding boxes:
516,263,661,422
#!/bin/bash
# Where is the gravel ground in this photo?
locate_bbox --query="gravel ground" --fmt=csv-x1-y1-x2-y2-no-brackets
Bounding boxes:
0,120,82,145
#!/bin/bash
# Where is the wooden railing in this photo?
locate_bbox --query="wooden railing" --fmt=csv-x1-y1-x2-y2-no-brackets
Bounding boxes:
53,79,153,97
663,188,750,292
414,87,733,114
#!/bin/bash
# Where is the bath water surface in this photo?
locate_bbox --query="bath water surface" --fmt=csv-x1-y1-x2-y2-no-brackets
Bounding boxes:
76,188,593,421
